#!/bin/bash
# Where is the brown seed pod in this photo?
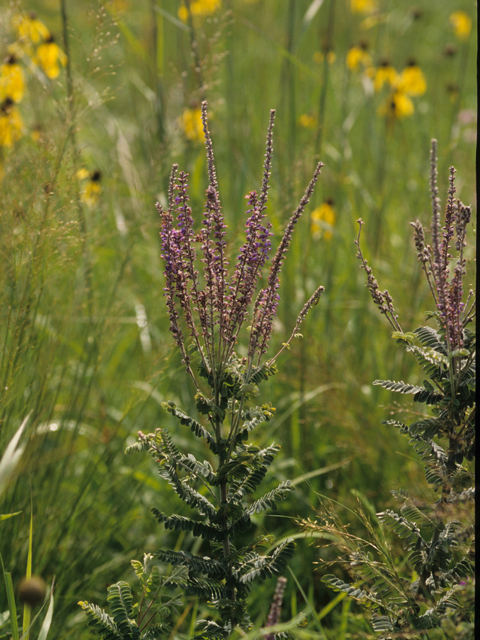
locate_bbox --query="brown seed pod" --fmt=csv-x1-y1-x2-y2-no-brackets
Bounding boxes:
18,576,47,607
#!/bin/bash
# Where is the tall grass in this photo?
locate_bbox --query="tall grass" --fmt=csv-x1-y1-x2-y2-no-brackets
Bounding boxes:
0,1,476,637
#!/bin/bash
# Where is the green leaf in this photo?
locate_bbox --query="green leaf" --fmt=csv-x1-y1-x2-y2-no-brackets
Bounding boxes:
156,549,226,579
151,510,223,542
2,566,19,640
373,379,426,394
78,601,121,640
195,393,225,421
377,510,425,551
194,619,230,640
321,575,369,602
161,403,219,452
158,463,217,519
0,511,22,522
414,326,447,354
106,582,138,638
244,481,293,515
37,586,54,640
183,576,226,600
392,331,416,344
236,539,295,583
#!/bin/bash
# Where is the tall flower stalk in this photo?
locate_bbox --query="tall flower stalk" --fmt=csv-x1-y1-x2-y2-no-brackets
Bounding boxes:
81,101,324,639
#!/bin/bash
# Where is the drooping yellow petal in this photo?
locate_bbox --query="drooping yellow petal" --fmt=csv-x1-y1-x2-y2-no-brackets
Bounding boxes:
78,170,102,206
76,168,90,181
350,0,377,13
178,0,222,21
0,57,26,103
346,45,372,72
313,50,336,65
311,202,336,240
449,11,472,41
179,107,204,142
373,64,398,92
299,114,317,129
34,38,67,79
397,64,426,96
378,91,414,119
0,100,24,147
81,181,101,207
12,11,50,44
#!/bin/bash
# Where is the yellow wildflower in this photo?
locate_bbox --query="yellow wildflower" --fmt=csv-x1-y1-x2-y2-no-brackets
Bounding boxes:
109,0,129,13
0,98,24,147
378,91,414,119
34,35,67,79
78,170,102,207
313,50,336,64
299,114,316,129
449,11,472,41
31,124,44,143
0,55,26,103
178,0,222,22
373,61,398,92
311,200,336,240
12,11,50,44
359,13,387,30
179,107,204,142
397,61,426,96
346,44,372,72
351,0,377,13
76,168,90,181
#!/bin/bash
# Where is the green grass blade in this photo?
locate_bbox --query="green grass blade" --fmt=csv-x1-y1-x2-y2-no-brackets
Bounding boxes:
0,511,22,522
37,586,55,640
22,500,34,640
316,591,346,621
288,566,327,639
1,559,19,640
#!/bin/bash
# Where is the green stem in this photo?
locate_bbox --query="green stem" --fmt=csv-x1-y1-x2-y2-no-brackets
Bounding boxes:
150,0,165,144
314,0,335,161
60,0,94,321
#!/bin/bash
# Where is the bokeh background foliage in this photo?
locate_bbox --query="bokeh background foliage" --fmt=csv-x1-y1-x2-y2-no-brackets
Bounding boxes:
0,0,476,638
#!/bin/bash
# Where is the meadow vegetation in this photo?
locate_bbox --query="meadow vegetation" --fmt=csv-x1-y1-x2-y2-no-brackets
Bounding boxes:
0,1,476,638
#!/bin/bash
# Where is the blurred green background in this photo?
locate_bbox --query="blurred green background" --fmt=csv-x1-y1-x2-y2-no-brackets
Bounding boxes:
0,0,476,637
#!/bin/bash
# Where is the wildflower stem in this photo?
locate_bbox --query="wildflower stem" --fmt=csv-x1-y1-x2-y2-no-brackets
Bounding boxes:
60,0,74,112
269,285,325,366
355,220,402,332
60,0,94,321
314,0,335,161
184,0,205,98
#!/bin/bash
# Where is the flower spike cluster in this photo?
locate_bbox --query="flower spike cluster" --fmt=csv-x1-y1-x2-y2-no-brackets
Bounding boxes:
249,161,324,363
357,139,474,360
158,101,324,391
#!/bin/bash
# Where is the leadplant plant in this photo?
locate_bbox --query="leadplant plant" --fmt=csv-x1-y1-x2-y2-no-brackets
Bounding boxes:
81,102,324,639
311,140,475,638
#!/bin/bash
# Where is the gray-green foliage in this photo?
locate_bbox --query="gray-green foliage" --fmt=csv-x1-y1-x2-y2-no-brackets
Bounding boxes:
121,363,296,638
79,554,184,640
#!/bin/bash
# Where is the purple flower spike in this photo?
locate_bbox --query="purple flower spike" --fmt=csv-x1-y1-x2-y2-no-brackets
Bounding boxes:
157,102,325,388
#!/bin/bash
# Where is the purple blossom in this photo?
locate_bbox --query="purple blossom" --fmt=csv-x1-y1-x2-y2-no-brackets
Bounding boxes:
157,101,325,386
427,142,473,351
264,576,287,640
249,161,324,360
